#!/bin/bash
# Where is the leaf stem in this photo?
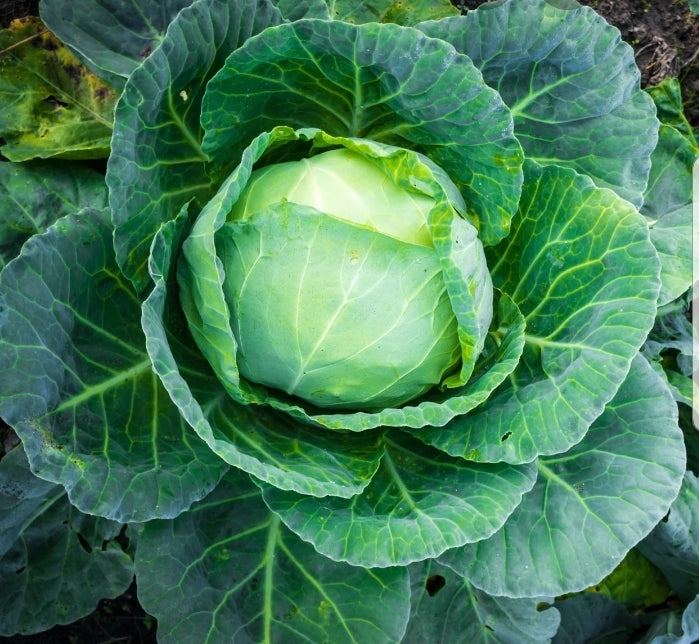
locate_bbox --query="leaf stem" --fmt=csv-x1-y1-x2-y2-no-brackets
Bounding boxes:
0,29,48,56
262,514,280,643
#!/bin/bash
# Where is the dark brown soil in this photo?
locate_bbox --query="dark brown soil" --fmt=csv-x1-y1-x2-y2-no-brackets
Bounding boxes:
0,0,38,27
582,0,699,125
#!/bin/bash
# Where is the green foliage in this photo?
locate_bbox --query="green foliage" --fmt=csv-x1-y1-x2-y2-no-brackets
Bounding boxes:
0,446,133,635
0,0,695,640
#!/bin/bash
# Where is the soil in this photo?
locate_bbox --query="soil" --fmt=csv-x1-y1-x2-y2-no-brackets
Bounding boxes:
0,0,697,642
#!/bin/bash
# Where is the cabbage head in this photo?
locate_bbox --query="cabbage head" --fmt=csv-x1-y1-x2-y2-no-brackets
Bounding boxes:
179,134,493,414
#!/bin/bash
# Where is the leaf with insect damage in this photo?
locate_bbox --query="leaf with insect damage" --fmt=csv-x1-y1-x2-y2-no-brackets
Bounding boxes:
0,16,116,161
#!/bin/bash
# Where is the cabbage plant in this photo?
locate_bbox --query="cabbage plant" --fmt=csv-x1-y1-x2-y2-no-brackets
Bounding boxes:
0,0,695,641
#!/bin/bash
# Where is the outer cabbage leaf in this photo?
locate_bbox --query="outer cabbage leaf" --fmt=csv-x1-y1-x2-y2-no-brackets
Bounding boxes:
440,355,686,597
0,160,107,270
258,432,537,568
107,0,282,291
40,0,330,90
135,467,411,643
143,205,384,498
414,161,661,463
647,78,698,145
274,0,330,20
641,80,696,306
638,472,699,604
201,18,523,247
0,208,226,522
39,0,197,89
0,446,133,636
0,17,116,161
418,0,659,207
407,560,560,644
649,596,699,644
324,0,458,24
552,593,639,644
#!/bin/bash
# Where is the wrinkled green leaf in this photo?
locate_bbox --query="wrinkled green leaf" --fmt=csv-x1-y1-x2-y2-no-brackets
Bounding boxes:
136,468,411,643
107,0,282,290
0,159,107,270
0,208,226,522
274,0,330,20
647,79,698,147
415,161,661,463
259,432,536,567
325,0,458,24
638,472,699,604
144,208,384,498
0,17,116,160
0,446,133,636
201,18,523,247
40,0,197,89
418,0,658,207
644,292,694,378
641,122,694,306
641,79,696,306
440,355,686,597
407,560,560,643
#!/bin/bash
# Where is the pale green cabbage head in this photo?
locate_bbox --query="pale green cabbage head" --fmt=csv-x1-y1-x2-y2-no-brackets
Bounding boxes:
179,132,494,416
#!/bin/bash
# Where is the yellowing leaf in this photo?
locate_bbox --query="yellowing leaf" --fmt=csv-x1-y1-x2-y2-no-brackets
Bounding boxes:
0,17,116,161
587,548,672,609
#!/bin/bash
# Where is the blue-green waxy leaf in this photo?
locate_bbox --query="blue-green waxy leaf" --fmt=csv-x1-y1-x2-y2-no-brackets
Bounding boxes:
107,0,282,291
440,355,686,598
0,159,107,271
259,432,537,568
641,79,697,306
646,596,699,644
0,446,133,636
0,208,226,522
201,18,523,247
638,472,699,604
39,0,197,89
273,0,330,20
407,560,560,644
136,468,411,643
418,0,659,207
144,207,384,498
415,160,661,463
